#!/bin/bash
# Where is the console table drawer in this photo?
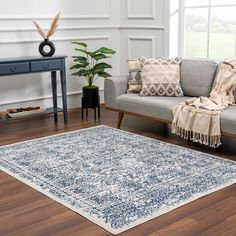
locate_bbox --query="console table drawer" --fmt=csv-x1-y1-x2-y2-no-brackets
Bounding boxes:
31,60,61,72
0,62,30,75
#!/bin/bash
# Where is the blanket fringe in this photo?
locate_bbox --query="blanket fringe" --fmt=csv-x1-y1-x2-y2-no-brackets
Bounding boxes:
172,124,221,148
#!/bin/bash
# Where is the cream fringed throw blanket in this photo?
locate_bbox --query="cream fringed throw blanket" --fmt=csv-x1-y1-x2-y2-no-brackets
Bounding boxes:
172,58,236,148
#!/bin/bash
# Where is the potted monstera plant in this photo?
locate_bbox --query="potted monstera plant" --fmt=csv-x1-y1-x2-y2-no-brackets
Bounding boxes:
70,41,115,115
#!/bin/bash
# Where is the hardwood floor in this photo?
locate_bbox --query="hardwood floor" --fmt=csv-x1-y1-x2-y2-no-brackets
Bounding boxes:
0,105,236,236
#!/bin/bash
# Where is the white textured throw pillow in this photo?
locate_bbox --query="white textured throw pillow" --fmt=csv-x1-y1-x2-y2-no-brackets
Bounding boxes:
127,59,142,93
140,57,184,97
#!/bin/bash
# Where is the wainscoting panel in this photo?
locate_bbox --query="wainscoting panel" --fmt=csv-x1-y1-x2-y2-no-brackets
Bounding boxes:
127,0,155,19
128,36,155,59
120,0,164,26
120,29,164,75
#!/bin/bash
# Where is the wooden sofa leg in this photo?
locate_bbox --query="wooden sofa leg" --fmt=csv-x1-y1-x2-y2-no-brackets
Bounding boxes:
117,112,124,129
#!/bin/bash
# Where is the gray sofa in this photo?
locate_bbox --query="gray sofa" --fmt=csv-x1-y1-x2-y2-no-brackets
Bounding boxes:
104,58,236,138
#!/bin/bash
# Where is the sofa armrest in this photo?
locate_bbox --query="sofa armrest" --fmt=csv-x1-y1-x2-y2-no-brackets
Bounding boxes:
104,76,128,109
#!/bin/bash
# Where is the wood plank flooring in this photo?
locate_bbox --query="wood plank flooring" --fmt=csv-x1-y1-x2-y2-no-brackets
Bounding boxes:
0,106,236,236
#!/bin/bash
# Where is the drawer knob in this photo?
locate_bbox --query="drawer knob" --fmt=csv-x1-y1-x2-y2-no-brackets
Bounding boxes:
43,64,50,69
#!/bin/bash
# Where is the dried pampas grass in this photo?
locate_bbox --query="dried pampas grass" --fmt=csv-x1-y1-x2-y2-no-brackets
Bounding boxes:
33,20,46,39
33,12,60,39
46,12,60,39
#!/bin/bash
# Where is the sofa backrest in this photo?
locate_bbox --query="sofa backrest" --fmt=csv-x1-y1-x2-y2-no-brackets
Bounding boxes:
180,58,218,97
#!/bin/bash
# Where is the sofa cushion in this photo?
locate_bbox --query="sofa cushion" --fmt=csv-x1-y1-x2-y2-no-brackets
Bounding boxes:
221,105,236,136
115,93,191,122
115,94,236,136
181,59,218,97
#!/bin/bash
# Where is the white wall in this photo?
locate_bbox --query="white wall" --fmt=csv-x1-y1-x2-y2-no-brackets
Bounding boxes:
0,0,167,110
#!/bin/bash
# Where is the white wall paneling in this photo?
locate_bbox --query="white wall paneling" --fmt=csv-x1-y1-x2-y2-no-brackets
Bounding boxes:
0,0,167,110
0,25,165,33
120,0,164,26
127,0,155,19
128,36,155,58
120,29,165,75
0,0,111,19
163,0,170,57
0,16,110,20
0,36,110,45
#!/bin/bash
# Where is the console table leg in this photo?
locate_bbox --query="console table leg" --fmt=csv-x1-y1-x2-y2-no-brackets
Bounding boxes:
60,60,68,124
51,71,58,122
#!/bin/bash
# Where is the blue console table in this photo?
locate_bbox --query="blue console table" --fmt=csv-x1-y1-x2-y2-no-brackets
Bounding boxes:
0,56,68,124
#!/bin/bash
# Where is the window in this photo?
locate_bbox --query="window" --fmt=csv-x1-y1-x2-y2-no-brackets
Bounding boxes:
170,0,236,59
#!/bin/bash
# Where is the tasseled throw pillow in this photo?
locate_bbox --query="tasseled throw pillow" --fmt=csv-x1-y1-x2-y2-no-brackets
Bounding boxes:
140,57,184,97
127,59,142,93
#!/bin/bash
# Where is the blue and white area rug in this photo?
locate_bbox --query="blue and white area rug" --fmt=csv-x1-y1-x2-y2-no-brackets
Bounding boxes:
0,125,236,235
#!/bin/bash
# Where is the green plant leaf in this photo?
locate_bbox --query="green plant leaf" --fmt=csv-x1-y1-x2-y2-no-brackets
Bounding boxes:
78,69,91,77
72,41,88,48
94,62,112,70
75,48,94,56
71,72,80,76
94,47,116,54
72,69,90,77
73,56,87,63
92,68,105,75
70,62,89,70
98,71,112,78
92,53,110,60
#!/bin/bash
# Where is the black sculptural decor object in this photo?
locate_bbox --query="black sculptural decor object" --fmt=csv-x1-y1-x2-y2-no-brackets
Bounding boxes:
38,39,56,57
33,12,60,57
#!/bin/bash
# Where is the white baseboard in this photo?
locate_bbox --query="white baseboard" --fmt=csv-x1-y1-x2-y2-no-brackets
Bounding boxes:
0,90,104,111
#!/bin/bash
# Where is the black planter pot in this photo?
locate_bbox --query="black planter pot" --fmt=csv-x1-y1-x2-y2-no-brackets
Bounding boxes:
82,86,100,120
39,39,55,57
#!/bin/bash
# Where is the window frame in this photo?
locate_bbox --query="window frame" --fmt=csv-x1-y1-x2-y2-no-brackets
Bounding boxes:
178,0,236,58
